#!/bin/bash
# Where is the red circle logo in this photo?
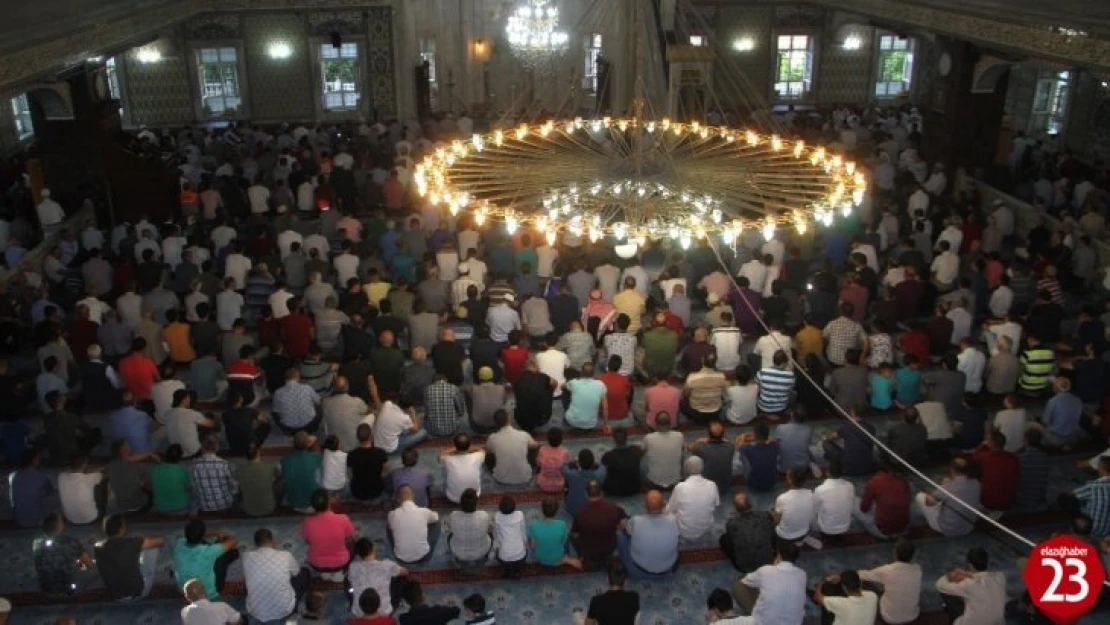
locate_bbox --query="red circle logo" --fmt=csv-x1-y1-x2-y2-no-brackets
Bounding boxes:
1023,535,1106,624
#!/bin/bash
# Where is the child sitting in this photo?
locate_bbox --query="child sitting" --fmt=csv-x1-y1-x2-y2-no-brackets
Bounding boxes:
868,363,896,411
319,435,349,495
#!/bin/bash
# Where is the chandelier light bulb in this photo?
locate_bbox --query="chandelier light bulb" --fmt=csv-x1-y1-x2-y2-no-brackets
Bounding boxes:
762,218,775,242
614,243,639,259
546,230,557,245
505,215,518,234
475,209,487,227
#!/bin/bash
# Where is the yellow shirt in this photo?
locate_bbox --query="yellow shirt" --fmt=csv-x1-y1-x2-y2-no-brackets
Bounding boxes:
612,290,647,333
363,281,391,308
164,321,196,363
795,325,823,363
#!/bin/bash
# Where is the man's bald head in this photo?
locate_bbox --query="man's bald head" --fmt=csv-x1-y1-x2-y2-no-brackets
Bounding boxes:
333,376,349,393
645,490,665,513
379,330,395,346
412,346,426,361
733,492,751,513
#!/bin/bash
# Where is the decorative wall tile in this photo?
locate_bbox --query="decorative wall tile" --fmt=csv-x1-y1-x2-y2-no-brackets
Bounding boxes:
816,25,873,104
122,47,194,126
185,13,243,40
243,13,315,121
308,10,365,37
714,5,774,112
366,6,396,118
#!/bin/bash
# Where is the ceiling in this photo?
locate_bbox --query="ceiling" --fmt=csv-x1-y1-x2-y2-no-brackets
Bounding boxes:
888,0,1110,38
0,0,181,53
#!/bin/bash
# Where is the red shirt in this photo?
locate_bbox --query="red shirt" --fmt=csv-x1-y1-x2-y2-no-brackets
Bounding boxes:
859,471,911,535
118,352,158,400
663,311,684,334
227,359,262,383
68,318,99,361
599,372,631,419
350,616,396,625
257,317,281,349
838,283,869,322
281,313,314,360
500,346,529,384
973,447,1020,511
302,510,356,569
898,331,930,366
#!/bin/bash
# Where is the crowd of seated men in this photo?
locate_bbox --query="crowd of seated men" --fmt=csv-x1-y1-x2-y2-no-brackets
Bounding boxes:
0,105,1107,624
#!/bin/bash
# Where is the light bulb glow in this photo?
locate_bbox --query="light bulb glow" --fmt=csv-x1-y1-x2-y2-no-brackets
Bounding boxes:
505,215,518,233
762,218,775,242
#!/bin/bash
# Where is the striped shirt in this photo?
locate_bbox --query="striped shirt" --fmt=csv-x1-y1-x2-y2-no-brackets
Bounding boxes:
756,366,795,414
1017,347,1055,392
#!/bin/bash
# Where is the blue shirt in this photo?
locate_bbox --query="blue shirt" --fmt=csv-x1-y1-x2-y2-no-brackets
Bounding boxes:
740,441,780,492
627,513,679,574
1043,392,1083,438
561,464,607,517
35,373,68,412
110,406,154,453
894,367,923,405
565,378,606,430
515,248,538,275
173,538,226,597
391,253,416,283
772,423,813,472
528,518,569,566
10,468,53,528
31,299,61,325
869,372,895,410
1,419,31,464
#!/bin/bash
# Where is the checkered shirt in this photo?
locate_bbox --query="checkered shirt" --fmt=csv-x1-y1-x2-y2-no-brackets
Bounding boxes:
446,510,493,561
190,453,237,511
1075,476,1110,536
271,381,320,428
423,380,468,437
822,316,864,365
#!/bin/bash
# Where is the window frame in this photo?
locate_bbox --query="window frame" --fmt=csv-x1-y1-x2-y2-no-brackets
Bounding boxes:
419,37,438,112
192,43,247,121
874,34,915,99
10,94,33,140
318,41,363,112
583,33,603,93
773,33,815,101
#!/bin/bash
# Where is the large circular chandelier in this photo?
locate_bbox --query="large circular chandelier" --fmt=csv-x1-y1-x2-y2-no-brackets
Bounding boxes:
505,0,569,67
414,115,866,255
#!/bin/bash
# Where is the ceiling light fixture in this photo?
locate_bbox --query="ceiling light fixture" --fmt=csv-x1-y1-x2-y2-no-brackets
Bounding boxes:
268,41,293,59
732,37,755,52
843,35,862,50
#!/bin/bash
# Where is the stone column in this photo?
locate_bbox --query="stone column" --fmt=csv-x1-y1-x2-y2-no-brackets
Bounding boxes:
394,0,419,119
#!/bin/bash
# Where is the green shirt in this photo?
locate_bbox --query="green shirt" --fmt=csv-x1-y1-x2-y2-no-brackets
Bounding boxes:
280,450,321,510
149,463,190,513
173,537,226,597
236,460,279,517
368,347,405,394
528,518,569,566
641,328,679,378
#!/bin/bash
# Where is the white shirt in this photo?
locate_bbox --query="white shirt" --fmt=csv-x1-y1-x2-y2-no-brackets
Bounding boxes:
741,561,808,625
442,451,485,503
823,591,879,625
162,236,186,269
859,562,922,624
242,547,299,621
761,239,785,266
753,332,792,369
167,407,208,457
334,253,360,286
931,251,959,285
269,290,294,319
303,235,328,260
535,349,571,397
774,488,816,541
457,230,480,257
659,278,687,301
181,599,241,625
916,401,953,440
494,510,528,561
58,471,103,525
373,402,413,453
621,265,651,296
854,243,879,273
937,226,963,254
349,559,403,616
320,449,349,491
924,171,948,195
436,251,459,281
467,258,488,286
907,190,929,215
76,297,111,325
248,185,271,214
277,230,304,260
36,199,65,226
992,408,1028,453
725,384,759,424
813,478,855,535
297,181,316,212
387,501,439,562
665,475,720,539
985,321,1021,354
81,227,105,252
133,238,161,263
957,347,986,393
216,290,245,331
210,226,237,252
946,307,972,345
151,379,186,425
988,286,1013,318
710,327,743,372
934,571,1007,625
738,260,768,293
224,254,252,290
536,245,558,278
991,205,1014,236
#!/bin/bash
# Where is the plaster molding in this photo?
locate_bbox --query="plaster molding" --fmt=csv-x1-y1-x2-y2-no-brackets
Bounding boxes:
818,0,1110,70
